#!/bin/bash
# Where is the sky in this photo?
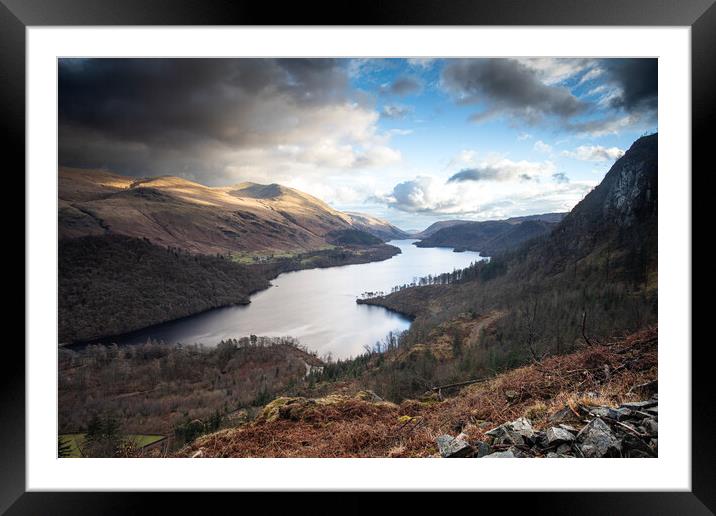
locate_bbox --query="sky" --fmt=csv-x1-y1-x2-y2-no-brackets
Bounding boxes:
58,58,657,230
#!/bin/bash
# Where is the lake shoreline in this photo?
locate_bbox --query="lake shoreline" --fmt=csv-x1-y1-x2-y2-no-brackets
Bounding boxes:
356,296,417,322
63,242,402,348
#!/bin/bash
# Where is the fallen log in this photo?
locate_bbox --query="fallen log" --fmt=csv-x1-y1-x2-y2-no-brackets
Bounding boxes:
430,377,491,392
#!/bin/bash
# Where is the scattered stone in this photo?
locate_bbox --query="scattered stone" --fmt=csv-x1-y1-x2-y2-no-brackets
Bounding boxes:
533,431,548,449
439,398,656,459
607,407,633,421
508,417,535,438
436,435,474,458
649,439,658,453
546,427,575,446
588,406,611,418
483,447,528,458
473,440,493,458
546,451,572,458
486,417,535,446
643,418,658,436
559,424,579,433
548,406,582,425
556,443,573,455
621,434,654,456
576,417,622,458
620,400,658,411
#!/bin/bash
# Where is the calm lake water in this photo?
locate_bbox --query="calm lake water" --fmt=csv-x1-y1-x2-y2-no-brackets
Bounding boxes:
103,240,485,359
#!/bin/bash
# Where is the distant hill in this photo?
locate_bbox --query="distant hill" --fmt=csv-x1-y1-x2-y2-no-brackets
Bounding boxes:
415,218,559,256
413,219,472,239
58,169,406,255
345,212,410,241
413,212,565,241
504,212,566,225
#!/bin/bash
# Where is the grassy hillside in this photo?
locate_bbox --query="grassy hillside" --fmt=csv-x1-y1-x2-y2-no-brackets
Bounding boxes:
326,229,383,246
345,212,410,240
59,168,408,255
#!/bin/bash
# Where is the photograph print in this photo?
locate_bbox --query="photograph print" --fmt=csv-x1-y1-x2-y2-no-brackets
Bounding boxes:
57,57,658,459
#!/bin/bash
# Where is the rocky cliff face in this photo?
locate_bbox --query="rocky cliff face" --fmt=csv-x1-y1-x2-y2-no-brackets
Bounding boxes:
563,133,657,232
530,133,657,279
601,135,657,227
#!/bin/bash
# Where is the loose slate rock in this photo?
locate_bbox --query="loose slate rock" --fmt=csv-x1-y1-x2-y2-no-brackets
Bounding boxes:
486,417,535,446
643,418,658,436
607,407,632,421
546,427,575,446
483,447,529,458
576,417,622,458
548,405,583,426
436,435,474,458
620,400,658,410
556,443,573,455
588,406,611,418
559,424,579,433
473,440,493,458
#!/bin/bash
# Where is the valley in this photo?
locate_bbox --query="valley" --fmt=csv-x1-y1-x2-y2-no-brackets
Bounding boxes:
58,134,658,459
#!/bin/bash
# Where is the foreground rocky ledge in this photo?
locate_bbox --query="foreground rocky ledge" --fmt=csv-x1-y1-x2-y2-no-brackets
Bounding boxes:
437,395,657,458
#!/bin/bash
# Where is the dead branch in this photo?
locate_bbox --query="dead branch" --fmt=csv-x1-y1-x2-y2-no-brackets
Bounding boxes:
430,377,490,392
581,311,592,347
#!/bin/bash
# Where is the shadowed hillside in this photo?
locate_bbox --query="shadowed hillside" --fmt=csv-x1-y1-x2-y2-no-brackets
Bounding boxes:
416,218,558,256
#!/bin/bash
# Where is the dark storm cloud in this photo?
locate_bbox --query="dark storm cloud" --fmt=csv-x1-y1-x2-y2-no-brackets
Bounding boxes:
601,58,658,113
58,58,356,175
441,59,586,124
381,75,423,96
60,58,348,147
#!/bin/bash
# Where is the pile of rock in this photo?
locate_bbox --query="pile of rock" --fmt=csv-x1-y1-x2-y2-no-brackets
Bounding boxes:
435,396,658,458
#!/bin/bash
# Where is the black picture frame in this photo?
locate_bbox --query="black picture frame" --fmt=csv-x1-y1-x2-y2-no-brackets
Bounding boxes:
4,0,710,513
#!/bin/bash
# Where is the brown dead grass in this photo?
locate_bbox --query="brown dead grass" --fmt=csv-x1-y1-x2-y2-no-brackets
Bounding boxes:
178,327,657,458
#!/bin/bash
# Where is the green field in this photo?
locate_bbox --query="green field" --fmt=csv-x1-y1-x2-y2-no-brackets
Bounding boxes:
229,245,336,265
59,434,165,458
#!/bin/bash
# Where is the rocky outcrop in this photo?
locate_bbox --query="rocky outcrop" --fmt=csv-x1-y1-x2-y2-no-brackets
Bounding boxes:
434,395,658,458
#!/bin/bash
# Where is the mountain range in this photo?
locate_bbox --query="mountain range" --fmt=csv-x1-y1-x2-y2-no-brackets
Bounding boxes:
59,168,406,255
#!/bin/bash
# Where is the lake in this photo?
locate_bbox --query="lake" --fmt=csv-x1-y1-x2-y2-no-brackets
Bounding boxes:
103,240,485,359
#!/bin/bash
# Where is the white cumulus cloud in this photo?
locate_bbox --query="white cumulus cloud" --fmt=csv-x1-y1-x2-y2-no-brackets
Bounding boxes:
561,145,625,162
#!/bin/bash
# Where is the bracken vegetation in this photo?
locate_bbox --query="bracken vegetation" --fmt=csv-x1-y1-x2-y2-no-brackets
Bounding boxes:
177,327,657,458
